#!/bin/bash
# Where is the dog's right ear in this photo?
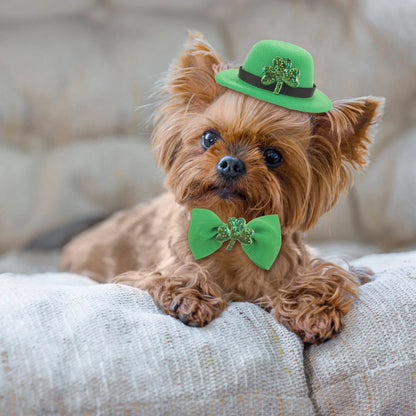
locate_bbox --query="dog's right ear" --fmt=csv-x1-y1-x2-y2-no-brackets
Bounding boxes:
153,32,226,170
165,31,225,110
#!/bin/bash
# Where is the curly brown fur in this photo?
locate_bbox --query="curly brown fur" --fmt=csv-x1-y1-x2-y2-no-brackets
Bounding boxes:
61,32,384,344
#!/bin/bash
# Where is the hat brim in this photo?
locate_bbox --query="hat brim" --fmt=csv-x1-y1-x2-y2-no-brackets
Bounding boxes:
215,68,332,113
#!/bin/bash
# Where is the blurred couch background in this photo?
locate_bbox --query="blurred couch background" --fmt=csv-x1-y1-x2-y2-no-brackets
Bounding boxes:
1,0,415,272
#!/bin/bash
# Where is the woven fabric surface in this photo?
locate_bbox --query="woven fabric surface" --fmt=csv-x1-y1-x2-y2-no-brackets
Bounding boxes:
0,273,314,416
305,250,416,415
1,251,415,415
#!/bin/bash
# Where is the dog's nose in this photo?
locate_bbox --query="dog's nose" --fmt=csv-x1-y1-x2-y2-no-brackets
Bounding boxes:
216,156,246,180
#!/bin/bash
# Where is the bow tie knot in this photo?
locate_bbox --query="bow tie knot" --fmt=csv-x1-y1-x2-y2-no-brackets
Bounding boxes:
216,217,254,250
188,209,281,270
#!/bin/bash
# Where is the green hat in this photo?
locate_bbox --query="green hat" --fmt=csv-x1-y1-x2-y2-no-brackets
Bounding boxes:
215,40,332,113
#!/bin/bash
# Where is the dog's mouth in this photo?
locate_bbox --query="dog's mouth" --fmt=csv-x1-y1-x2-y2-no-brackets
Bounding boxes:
207,185,247,201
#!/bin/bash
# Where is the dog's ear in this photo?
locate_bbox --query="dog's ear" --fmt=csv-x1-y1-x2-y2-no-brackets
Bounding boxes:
312,97,385,168
153,32,227,171
304,96,385,229
165,31,226,109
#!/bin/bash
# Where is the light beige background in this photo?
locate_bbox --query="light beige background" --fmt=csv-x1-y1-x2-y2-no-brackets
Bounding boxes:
1,0,415,267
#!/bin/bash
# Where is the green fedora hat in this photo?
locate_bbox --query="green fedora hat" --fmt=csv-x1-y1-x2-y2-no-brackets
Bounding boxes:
215,40,332,113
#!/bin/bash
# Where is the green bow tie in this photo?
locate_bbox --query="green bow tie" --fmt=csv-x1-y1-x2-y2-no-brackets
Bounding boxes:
188,208,281,270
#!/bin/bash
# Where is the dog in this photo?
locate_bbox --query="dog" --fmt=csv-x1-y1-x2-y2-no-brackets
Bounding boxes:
61,32,384,344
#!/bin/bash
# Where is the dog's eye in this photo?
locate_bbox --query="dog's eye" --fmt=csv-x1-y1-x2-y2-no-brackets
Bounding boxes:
263,148,284,168
201,130,221,150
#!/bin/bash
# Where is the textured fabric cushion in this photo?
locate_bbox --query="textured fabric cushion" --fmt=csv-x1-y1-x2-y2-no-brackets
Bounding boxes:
306,250,416,415
0,273,314,415
1,251,415,415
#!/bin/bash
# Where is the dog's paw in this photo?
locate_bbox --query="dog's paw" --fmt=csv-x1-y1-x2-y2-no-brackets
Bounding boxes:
279,304,345,345
274,260,359,345
116,271,227,327
161,287,227,327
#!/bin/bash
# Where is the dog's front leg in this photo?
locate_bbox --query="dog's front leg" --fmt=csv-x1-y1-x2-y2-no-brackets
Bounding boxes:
115,264,227,327
272,260,360,344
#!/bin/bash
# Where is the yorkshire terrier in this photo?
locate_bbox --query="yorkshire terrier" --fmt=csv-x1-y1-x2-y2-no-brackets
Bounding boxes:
61,33,384,344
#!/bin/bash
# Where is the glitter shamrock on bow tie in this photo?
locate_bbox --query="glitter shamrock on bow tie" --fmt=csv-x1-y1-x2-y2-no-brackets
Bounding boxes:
261,57,301,95
216,217,255,250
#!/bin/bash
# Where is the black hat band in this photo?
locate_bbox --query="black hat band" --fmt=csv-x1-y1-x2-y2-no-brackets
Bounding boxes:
238,66,316,98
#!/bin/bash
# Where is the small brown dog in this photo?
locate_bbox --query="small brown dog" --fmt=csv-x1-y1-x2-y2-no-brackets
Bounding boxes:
61,33,384,344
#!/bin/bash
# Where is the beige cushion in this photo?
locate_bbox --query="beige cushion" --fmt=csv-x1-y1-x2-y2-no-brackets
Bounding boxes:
0,251,415,414
0,272,315,415
0,137,163,251
305,250,416,414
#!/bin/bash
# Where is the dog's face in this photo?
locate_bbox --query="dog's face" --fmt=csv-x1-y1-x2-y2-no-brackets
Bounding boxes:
159,91,313,227
153,33,384,230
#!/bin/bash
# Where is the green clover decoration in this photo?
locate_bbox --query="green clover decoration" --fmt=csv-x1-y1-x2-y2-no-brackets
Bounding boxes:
261,57,300,95
216,217,255,250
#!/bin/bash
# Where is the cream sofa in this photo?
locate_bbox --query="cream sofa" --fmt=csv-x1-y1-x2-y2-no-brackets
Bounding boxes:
0,1,415,414
1,0,415,260
1,251,416,415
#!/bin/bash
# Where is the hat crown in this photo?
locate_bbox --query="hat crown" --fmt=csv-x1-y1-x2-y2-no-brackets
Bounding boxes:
242,40,314,89
214,39,332,113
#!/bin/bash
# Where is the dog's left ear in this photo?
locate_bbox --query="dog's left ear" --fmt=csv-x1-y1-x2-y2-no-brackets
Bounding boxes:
312,96,385,168
304,96,385,229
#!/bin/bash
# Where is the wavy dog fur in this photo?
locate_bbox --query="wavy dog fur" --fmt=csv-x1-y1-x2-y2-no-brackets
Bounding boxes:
61,32,384,344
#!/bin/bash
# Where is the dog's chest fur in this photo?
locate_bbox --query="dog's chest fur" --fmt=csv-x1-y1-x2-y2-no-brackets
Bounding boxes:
63,191,307,304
